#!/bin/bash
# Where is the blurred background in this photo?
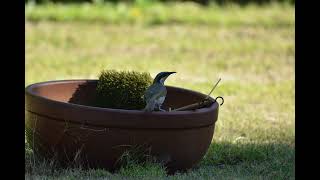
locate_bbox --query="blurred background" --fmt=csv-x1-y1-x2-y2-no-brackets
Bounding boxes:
25,0,295,178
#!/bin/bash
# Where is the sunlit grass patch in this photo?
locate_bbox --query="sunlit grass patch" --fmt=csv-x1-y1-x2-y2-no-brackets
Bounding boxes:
26,2,294,27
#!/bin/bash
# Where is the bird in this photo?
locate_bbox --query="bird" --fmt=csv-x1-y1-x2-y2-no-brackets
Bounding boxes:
143,72,176,112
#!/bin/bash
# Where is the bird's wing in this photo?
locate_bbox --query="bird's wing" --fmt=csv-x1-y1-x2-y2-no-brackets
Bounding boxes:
144,84,167,101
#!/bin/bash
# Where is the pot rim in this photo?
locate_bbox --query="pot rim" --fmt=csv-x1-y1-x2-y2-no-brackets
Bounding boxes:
25,79,219,129
25,79,219,115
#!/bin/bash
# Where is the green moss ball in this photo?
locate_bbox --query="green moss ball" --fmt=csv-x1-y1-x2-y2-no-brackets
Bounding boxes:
96,70,153,110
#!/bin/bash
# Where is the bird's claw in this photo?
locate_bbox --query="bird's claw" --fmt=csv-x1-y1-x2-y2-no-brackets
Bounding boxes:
157,107,166,112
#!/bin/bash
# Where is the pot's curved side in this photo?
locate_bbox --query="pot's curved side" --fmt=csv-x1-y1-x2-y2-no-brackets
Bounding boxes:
26,111,215,173
25,79,220,173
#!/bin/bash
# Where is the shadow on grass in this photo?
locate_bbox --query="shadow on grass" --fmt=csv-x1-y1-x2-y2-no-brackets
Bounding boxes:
180,141,295,179
200,141,294,166
25,139,294,178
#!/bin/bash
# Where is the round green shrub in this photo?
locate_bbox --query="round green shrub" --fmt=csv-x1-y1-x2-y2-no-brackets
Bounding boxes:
96,70,153,110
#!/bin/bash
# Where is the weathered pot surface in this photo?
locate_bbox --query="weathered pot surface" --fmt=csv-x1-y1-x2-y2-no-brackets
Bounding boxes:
25,80,219,173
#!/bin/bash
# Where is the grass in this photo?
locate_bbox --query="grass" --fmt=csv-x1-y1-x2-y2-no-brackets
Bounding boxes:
26,2,294,27
25,1,295,179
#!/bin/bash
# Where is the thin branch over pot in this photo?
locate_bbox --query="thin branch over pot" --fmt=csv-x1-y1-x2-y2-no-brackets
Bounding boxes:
172,78,222,111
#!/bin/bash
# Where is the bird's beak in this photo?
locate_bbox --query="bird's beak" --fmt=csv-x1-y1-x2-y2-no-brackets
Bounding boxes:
169,72,176,75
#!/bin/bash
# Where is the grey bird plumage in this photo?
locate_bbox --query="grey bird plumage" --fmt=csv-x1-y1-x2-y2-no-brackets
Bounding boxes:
143,72,176,112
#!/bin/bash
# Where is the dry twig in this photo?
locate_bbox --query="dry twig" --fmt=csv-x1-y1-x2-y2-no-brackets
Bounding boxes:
172,78,222,111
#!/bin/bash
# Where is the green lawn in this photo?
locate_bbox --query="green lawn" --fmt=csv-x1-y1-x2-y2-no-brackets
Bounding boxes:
25,2,295,179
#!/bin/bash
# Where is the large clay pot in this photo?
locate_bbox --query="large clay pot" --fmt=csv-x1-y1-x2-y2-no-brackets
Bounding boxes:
25,80,219,173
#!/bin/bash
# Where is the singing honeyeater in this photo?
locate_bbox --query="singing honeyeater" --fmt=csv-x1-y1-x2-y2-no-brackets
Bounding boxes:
143,72,176,112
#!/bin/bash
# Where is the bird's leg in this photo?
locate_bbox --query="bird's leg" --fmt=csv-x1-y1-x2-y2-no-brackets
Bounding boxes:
154,104,165,112
158,105,166,112
159,108,166,112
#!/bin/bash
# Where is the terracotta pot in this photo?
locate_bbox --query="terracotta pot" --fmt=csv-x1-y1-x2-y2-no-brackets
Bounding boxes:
25,80,219,173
